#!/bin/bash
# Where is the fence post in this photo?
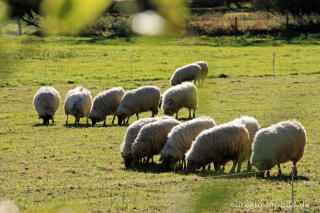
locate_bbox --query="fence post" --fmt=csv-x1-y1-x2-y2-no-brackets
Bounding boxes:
273,52,276,76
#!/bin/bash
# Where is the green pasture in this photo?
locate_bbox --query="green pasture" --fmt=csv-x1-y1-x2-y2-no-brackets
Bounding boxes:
0,35,319,212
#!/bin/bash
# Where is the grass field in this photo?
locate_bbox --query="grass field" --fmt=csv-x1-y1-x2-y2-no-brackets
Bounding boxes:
0,35,320,212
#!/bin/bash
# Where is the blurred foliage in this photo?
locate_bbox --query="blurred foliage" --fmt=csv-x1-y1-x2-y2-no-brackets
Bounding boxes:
40,0,111,35
81,15,133,38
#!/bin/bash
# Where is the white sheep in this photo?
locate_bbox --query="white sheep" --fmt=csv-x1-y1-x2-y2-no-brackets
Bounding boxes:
161,82,197,119
160,116,216,170
186,124,250,173
64,86,92,125
229,116,260,171
120,116,170,168
131,118,181,164
193,61,208,86
33,87,61,125
116,86,160,125
170,64,201,86
89,87,125,126
250,120,306,177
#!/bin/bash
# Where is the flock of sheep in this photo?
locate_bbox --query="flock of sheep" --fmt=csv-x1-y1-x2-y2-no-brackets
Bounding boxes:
33,61,307,177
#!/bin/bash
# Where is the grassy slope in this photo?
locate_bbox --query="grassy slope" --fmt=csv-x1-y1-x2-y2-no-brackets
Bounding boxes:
0,36,319,212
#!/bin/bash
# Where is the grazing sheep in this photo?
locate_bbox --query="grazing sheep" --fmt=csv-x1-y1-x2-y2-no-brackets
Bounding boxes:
89,87,125,126
131,118,181,164
33,87,61,125
160,116,216,170
186,124,250,173
64,86,92,125
250,120,306,177
116,86,160,125
162,82,197,119
229,116,260,171
193,61,208,86
170,64,201,86
120,116,170,168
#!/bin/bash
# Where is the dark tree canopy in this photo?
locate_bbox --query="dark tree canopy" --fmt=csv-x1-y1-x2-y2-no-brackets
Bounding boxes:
252,0,320,16
6,0,42,18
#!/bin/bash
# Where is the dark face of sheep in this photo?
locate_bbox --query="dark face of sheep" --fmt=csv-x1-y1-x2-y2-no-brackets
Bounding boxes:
164,109,175,116
187,160,202,172
132,151,144,163
117,114,126,126
161,156,178,170
40,115,51,125
124,155,134,168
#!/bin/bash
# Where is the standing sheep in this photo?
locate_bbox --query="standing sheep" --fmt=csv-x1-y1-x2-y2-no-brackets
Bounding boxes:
170,64,201,86
120,116,170,168
64,86,92,125
160,116,216,170
33,87,61,125
186,124,250,173
89,87,125,126
162,82,198,119
116,86,160,125
193,61,208,86
131,118,181,164
250,120,306,177
229,116,260,171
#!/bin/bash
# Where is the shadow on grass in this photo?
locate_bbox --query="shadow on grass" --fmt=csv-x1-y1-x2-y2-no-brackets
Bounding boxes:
63,123,90,128
32,123,56,127
265,174,309,182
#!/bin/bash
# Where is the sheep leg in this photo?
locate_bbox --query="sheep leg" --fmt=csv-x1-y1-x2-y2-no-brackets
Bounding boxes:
126,117,130,124
103,118,106,127
151,156,154,164
277,164,282,176
207,163,211,170
151,111,155,117
175,111,179,119
188,109,191,119
66,114,69,125
52,116,54,124
266,170,270,177
112,115,116,124
237,161,242,173
292,161,298,177
229,160,237,174
183,157,186,171
247,160,252,172
86,117,89,125
136,113,139,120
74,118,77,125
193,109,196,118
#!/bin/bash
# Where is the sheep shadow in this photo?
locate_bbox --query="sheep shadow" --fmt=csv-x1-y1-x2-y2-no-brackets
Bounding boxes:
177,117,194,122
264,174,309,182
91,124,119,128
32,123,56,127
123,162,169,174
63,123,90,128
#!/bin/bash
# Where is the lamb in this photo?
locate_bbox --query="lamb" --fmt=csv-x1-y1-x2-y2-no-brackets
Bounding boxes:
131,118,181,164
116,86,160,125
33,87,61,125
186,124,250,173
193,61,208,86
250,120,306,177
170,64,201,86
160,116,216,170
161,82,197,119
64,86,92,125
228,116,260,171
89,87,125,126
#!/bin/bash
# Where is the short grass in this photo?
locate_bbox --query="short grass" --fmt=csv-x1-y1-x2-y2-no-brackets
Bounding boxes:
0,35,320,212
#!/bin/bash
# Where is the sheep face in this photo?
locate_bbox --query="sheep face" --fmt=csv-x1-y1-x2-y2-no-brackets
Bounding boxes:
117,113,127,126
187,160,202,172
40,115,52,125
88,114,102,126
252,158,273,172
132,150,144,163
162,155,178,170
124,155,134,168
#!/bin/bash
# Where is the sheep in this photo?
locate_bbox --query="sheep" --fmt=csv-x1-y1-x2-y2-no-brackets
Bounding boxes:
228,116,260,171
250,120,306,177
120,116,170,168
162,82,197,119
116,86,160,125
88,87,125,126
186,124,250,173
33,87,61,125
131,118,181,164
193,61,208,86
170,64,201,86
64,86,92,125
160,116,216,170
